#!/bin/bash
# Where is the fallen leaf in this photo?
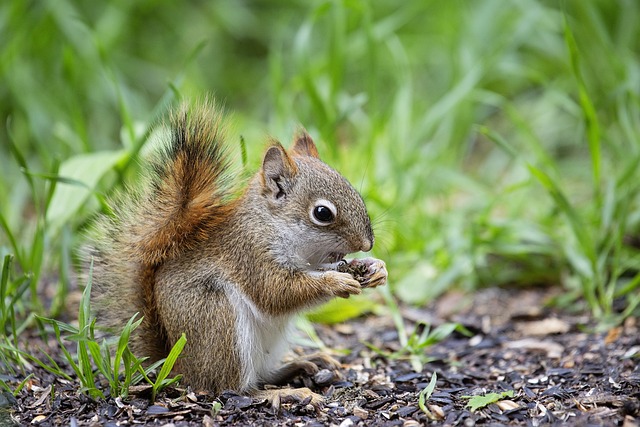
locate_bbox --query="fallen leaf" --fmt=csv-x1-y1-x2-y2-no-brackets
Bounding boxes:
517,318,570,336
504,338,564,358
604,327,623,344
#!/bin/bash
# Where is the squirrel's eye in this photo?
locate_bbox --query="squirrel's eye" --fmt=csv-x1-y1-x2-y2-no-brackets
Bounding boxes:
310,199,337,226
314,206,333,222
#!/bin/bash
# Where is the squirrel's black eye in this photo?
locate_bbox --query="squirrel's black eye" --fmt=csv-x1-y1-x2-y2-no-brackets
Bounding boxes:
310,199,337,226
314,206,333,222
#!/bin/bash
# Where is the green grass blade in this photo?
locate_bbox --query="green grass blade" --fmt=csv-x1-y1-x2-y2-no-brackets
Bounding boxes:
564,17,601,191
418,372,438,419
0,215,23,268
151,333,186,401
527,165,596,263
155,333,186,385
0,255,12,333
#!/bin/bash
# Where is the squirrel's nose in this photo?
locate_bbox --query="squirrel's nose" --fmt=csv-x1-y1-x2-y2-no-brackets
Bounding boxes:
361,237,374,252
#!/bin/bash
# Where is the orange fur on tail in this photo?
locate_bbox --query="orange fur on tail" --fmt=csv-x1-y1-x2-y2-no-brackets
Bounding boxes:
133,103,235,266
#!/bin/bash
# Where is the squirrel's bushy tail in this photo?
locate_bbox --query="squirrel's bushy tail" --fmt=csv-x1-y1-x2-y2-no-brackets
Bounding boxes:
89,101,234,359
133,102,234,266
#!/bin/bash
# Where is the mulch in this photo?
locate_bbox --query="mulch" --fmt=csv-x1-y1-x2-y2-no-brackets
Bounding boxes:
2,287,639,426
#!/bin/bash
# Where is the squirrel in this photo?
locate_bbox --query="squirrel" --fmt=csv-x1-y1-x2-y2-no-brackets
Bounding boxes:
88,101,387,406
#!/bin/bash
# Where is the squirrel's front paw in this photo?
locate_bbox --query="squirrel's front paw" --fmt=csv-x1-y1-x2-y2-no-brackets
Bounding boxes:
337,257,388,288
358,257,388,288
322,270,362,299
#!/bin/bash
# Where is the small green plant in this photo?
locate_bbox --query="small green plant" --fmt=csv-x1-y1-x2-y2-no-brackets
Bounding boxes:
84,314,146,398
0,254,33,374
2,137,64,314
365,289,470,372
139,333,186,402
3,264,186,400
462,390,515,412
418,372,439,420
211,400,223,417
31,263,115,397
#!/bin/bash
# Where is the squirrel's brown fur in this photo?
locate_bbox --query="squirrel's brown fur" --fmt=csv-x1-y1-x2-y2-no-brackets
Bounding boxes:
89,101,385,399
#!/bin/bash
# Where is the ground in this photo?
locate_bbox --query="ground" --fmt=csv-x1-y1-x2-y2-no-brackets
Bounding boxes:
2,287,639,426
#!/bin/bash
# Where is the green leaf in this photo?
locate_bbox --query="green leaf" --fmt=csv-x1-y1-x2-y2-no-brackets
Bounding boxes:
462,390,514,412
306,296,377,324
211,401,222,416
46,150,126,232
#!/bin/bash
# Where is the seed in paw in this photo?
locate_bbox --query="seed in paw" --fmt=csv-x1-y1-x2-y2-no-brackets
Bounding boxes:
336,259,370,285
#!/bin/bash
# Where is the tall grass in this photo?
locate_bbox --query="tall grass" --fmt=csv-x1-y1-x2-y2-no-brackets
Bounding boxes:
0,0,639,387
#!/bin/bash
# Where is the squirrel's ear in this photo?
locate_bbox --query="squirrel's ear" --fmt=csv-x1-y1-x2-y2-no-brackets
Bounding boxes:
290,131,320,158
261,143,298,199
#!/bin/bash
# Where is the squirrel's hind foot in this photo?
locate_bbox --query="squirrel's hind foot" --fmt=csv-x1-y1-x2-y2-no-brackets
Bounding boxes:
254,387,324,409
298,351,342,371
268,351,343,386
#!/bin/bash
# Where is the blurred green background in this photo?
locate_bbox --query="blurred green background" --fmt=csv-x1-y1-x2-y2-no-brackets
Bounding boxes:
1,0,639,334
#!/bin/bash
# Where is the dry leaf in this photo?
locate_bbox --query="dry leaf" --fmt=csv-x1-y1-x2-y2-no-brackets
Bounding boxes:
505,338,564,358
604,327,623,344
517,318,570,336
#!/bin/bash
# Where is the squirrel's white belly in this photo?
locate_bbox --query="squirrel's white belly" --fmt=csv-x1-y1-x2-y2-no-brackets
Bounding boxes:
225,285,293,391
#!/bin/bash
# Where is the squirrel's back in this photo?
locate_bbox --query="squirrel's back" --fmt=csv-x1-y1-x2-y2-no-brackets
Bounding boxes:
89,102,235,360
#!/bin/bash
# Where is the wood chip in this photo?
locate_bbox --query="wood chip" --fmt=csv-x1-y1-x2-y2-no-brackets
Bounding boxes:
352,406,369,419
428,403,445,420
25,385,51,409
496,400,520,411
30,415,47,424
202,414,215,427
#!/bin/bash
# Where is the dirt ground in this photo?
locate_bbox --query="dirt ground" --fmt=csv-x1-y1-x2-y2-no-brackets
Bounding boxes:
2,287,639,426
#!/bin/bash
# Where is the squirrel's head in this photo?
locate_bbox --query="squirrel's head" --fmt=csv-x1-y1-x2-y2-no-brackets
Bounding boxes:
258,131,374,271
